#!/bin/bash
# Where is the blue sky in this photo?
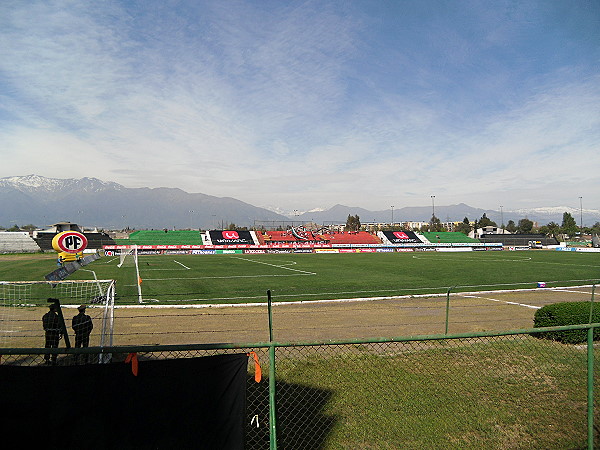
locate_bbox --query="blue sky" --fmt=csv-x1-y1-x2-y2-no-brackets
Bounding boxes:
1,1,599,213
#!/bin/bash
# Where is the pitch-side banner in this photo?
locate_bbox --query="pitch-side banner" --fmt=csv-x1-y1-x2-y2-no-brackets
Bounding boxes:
383,231,425,244
209,230,255,246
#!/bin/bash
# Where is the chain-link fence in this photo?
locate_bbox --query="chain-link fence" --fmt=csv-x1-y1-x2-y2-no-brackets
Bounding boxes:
1,324,598,449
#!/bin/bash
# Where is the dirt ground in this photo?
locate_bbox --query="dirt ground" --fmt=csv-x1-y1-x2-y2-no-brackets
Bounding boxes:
2,286,594,348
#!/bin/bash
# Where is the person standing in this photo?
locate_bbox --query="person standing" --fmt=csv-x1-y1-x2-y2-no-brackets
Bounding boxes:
42,304,61,365
72,305,93,361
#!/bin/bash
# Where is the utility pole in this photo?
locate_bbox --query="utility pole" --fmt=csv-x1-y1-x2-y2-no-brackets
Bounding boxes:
579,197,583,235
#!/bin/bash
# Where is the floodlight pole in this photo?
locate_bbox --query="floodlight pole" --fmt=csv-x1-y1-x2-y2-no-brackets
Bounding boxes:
579,197,583,234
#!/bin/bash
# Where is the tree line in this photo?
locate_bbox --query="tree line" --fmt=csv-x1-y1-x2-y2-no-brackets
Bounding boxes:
346,212,599,239
437,212,598,238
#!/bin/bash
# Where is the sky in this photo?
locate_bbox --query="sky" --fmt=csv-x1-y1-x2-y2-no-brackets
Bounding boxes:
1,1,599,214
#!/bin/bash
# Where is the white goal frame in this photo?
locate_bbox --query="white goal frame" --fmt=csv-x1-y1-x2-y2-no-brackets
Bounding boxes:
0,279,115,360
117,245,143,303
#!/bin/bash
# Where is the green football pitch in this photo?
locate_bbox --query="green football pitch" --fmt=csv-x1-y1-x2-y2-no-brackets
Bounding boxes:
1,250,599,305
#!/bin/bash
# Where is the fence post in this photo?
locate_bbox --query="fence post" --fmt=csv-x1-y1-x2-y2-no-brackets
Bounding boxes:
267,290,278,450
588,284,596,324
587,326,595,450
445,286,454,335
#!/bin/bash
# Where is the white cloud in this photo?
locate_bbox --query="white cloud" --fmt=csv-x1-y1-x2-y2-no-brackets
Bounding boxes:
1,1,598,212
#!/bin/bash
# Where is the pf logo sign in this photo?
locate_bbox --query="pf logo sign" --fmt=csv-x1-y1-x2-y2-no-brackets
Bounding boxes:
222,231,240,240
393,232,410,240
52,231,88,254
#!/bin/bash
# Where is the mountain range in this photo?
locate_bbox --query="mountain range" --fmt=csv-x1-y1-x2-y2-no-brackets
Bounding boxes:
1,175,599,229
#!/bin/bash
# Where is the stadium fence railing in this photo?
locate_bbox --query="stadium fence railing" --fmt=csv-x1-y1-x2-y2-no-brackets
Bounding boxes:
1,323,599,449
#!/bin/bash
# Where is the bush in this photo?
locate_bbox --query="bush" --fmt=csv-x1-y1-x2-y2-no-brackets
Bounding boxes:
532,301,600,344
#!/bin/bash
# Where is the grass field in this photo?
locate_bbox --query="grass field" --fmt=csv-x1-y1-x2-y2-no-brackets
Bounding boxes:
1,250,597,305
1,250,598,345
272,336,594,449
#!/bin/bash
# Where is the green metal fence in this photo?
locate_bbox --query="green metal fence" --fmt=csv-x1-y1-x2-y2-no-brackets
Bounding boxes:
1,324,598,449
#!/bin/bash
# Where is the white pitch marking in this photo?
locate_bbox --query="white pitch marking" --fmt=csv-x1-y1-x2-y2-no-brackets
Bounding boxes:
231,256,317,275
139,273,313,282
461,294,541,309
412,255,533,262
173,260,191,270
550,289,593,295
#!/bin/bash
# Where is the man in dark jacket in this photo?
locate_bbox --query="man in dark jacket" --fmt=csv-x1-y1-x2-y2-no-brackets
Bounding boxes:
42,304,61,365
72,305,93,363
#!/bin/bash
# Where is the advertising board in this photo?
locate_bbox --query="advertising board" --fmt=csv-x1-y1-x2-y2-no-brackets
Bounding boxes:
209,230,255,246
382,231,425,244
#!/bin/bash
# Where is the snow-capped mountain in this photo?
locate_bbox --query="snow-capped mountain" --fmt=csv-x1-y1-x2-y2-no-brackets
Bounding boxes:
2,175,599,229
0,174,123,197
261,205,327,218
513,206,588,216
511,207,600,225
0,175,288,229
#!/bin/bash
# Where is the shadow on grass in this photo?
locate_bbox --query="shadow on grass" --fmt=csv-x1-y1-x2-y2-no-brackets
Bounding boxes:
247,376,336,450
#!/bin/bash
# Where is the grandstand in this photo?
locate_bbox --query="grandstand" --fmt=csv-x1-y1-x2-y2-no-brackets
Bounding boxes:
420,232,480,244
478,233,559,247
32,222,115,251
258,229,381,245
35,230,116,251
317,230,381,245
259,229,323,244
0,231,41,253
119,230,203,246
105,227,505,252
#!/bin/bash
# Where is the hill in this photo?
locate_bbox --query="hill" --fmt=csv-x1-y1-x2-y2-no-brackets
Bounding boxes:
0,175,288,229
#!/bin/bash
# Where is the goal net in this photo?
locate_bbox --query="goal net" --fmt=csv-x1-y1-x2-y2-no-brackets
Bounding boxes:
0,280,115,358
116,245,143,303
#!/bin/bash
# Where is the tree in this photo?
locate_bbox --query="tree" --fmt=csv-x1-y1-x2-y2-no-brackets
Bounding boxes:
429,215,443,232
505,220,517,233
540,222,560,237
561,212,578,238
226,223,248,231
517,218,534,233
454,217,471,235
345,214,361,232
478,213,497,228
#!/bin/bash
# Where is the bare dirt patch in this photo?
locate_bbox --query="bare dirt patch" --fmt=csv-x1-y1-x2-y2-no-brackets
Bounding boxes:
1,288,592,348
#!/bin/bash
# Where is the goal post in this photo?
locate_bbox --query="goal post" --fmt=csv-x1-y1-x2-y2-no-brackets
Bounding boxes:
116,245,143,304
0,280,115,359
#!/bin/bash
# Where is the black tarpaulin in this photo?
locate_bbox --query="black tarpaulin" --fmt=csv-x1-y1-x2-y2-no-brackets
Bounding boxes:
0,353,248,449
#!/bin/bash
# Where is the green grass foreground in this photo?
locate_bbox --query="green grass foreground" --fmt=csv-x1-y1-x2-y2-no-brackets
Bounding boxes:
0,250,599,304
273,336,593,449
